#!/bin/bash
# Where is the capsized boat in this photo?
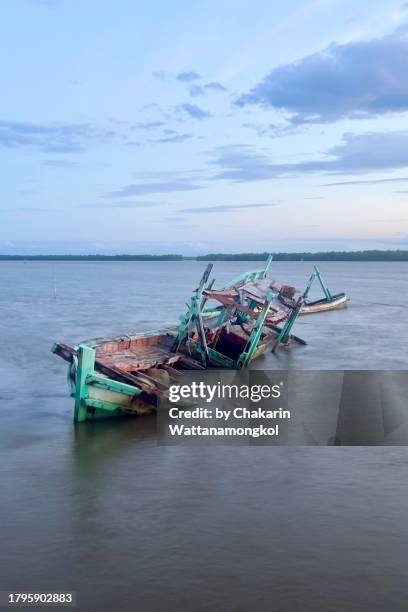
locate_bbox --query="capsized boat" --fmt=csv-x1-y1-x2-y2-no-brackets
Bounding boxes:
52,256,310,422
271,265,348,314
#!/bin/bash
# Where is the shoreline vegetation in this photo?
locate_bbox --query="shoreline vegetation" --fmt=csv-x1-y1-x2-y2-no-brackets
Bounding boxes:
1,250,408,261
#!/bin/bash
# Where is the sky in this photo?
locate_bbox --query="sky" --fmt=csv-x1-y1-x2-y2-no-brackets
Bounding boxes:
2,0,408,254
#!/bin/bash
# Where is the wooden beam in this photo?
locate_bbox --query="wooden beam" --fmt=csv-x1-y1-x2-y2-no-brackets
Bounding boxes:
52,342,164,396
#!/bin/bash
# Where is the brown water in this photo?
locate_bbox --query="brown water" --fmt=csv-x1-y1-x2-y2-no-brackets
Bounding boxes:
1,261,408,611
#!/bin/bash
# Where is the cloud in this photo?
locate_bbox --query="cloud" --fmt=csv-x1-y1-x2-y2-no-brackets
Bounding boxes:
321,176,408,186
132,121,166,130
152,133,193,143
0,206,60,212
189,85,205,97
179,203,278,213
163,216,188,223
42,159,79,167
176,71,201,82
0,119,114,153
189,82,227,97
106,180,203,198
132,169,203,180
80,201,165,209
204,82,227,92
210,145,273,181
242,121,302,139
236,31,408,123
152,71,166,81
211,131,408,182
179,103,212,120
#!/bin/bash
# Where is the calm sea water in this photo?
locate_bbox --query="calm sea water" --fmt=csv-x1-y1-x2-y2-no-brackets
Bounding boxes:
1,261,408,611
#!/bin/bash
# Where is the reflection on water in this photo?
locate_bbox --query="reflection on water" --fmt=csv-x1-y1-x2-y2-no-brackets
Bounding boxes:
72,415,158,468
1,261,408,611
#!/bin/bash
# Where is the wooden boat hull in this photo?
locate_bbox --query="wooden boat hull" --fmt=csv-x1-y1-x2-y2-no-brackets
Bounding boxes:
52,256,347,423
300,292,348,314
53,321,292,422
278,292,348,315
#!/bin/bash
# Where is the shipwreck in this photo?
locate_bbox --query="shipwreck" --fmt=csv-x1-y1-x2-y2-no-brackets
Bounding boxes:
52,255,348,422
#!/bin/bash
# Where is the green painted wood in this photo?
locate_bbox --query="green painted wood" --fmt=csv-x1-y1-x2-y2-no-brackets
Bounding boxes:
262,254,274,278
85,373,142,397
314,265,333,301
237,293,274,368
206,347,235,368
271,269,315,352
271,305,301,351
195,311,208,364
226,254,273,287
84,397,126,413
74,344,95,422
173,263,213,354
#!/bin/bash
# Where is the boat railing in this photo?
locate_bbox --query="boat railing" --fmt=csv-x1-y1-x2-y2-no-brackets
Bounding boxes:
225,254,273,288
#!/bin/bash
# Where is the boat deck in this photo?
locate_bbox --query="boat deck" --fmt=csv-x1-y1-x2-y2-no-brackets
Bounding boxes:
94,334,175,372
98,345,174,371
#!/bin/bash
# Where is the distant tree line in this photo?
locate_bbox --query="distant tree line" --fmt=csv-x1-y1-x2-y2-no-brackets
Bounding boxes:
1,250,408,261
0,254,185,261
196,250,408,261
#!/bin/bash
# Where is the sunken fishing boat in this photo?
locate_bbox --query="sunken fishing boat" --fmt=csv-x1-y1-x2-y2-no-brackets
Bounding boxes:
52,255,347,422
271,265,348,314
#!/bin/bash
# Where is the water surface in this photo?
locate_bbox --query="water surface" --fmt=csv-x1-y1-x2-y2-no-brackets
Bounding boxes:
1,261,408,611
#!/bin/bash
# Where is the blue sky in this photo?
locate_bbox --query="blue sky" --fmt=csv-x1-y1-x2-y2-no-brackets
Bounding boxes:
2,0,408,254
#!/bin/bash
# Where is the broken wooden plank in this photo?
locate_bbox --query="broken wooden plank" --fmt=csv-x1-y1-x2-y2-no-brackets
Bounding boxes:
52,342,166,396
